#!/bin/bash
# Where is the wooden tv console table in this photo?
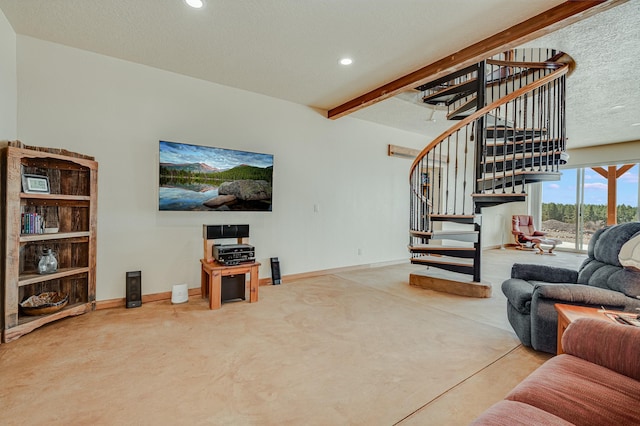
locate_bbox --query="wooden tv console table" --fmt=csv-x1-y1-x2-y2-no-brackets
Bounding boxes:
200,259,260,310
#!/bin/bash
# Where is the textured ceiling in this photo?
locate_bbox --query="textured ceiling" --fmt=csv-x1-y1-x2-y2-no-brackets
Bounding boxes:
0,0,638,150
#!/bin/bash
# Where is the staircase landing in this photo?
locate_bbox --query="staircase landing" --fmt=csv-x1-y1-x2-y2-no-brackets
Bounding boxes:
409,269,492,298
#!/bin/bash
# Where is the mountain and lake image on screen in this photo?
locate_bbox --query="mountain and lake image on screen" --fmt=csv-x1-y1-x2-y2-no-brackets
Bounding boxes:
159,140,273,211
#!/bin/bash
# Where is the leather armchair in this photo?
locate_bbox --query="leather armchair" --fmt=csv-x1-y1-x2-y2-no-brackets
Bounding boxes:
502,221,640,353
512,215,546,248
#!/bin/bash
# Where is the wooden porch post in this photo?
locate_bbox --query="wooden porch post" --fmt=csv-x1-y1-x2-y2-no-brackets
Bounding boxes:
591,164,635,225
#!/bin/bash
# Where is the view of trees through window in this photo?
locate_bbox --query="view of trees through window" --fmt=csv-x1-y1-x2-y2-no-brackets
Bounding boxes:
541,164,639,250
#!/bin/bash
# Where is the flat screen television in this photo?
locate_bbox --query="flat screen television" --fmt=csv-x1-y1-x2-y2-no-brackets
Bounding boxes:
159,140,273,211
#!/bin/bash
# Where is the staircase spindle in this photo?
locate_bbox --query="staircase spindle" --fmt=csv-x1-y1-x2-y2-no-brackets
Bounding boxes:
545,81,552,172
430,149,435,217
560,74,567,157
463,124,469,214
448,135,454,213
437,142,442,215
551,82,558,164
454,130,459,214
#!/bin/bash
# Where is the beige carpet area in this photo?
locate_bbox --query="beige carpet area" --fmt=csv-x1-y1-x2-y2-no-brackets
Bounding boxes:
0,248,585,425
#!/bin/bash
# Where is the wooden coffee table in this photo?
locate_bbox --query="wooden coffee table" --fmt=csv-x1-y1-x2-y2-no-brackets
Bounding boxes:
554,304,624,354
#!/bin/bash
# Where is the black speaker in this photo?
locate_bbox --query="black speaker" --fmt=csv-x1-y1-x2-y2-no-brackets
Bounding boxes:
270,257,281,285
126,271,142,308
203,224,250,240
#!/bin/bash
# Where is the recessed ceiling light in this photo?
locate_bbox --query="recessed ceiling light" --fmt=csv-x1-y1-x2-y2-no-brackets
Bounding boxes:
632,123,640,127
185,0,204,8
339,58,353,66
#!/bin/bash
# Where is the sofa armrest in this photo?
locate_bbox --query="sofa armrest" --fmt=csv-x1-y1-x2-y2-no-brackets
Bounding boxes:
563,318,640,381
535,283,634,307
511,263,578,283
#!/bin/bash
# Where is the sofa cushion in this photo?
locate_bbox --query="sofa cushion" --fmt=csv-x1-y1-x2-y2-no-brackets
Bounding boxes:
469,400,574,426
577,260,619,288
577,224,640,288
592,223,640,266
506,355,640,426
606,268,640,299
533,283,634,307
511,263,578,283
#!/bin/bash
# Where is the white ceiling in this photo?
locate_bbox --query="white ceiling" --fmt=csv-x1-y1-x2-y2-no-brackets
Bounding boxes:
1,0,639,149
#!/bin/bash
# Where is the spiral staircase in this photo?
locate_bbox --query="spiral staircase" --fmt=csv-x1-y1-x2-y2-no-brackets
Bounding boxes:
408,48,572,296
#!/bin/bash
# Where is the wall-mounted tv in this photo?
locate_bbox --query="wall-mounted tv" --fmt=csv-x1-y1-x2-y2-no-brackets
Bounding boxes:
159,140,273,211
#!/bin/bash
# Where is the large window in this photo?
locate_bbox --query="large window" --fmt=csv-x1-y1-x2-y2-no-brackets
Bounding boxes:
617,164,640,223
541,169,579,250
541,163,639,251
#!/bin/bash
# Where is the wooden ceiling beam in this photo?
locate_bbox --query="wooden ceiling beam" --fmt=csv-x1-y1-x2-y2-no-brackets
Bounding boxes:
328,0,627,120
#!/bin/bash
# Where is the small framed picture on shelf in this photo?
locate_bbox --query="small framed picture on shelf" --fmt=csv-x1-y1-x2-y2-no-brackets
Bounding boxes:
22,174,50,194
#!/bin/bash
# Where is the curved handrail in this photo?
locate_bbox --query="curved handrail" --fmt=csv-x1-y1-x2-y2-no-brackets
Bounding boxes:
409,63,570,178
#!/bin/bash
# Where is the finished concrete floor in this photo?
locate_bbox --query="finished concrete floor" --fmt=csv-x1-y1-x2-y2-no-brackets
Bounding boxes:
0,248,586,425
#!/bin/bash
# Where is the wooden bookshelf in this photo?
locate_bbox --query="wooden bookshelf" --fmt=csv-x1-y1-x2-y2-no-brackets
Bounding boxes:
1,142,98,343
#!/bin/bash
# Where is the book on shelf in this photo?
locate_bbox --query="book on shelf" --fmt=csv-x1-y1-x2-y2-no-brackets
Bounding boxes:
21,212,44,234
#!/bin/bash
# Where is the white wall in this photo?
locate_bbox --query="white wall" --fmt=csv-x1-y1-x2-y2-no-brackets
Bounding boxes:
566,140,640,168
479,204,517,249
0,8,16,140
16,36,427,300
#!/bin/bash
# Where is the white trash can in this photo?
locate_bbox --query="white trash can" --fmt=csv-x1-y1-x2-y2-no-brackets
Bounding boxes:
171,283,189,304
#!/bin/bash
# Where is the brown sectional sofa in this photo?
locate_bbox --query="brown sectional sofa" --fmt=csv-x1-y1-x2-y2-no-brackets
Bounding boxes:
471,318,640,426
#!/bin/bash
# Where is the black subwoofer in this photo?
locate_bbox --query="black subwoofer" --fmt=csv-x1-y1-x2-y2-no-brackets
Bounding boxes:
221,274,245,301
126,270,142,308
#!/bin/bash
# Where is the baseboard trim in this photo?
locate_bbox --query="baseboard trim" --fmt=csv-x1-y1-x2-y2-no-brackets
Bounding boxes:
96,259,409,309
96,288,202,310
279,259,408,283
483,244,517,250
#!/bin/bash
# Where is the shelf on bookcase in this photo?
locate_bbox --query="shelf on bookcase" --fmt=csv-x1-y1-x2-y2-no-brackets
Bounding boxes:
20,231,90,243
18,267,90,287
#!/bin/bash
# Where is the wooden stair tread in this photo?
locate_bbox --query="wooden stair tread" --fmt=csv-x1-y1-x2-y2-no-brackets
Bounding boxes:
414,63,479,92
482,150,564,164
409,245,477,260
485,137,561,147
410,229,478,235
410,257,476,276
422,78,477,103
429,214,475,219
428,214,477,224
476,169,561,182
447,96,477,120
472,193,527,209
410,257,472,267
409,245,476,251
486,126,546,132
472,192,528,198
485,127,546,140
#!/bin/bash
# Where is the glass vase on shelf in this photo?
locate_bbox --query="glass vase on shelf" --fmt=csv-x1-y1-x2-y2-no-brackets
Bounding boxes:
37,248,58,274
